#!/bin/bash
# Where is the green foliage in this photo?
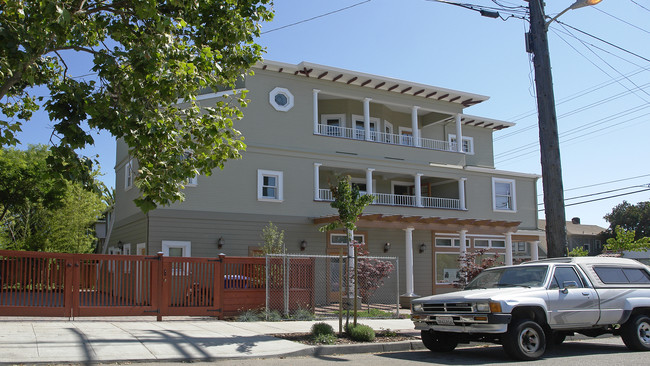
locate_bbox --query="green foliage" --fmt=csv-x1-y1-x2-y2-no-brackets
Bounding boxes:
311,322,335,337
351,308,394,318
568,247,589,257
604,226,650,253
1,0,274,212
0,146,105,252
258,222,285,255
236,309,263,322
379,328,398,337
604,201,650,241
346,323,375,342
318,176,374,234
312,333,337,345
265,310,283,322
291,307,314,321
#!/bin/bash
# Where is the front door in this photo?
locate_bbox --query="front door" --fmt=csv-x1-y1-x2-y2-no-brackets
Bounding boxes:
546,266,599,328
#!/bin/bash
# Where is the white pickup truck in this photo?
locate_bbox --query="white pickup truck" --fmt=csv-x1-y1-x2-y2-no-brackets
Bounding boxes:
411,257,650,360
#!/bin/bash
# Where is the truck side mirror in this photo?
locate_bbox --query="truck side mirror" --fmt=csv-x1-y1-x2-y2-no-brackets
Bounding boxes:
560,280,579,294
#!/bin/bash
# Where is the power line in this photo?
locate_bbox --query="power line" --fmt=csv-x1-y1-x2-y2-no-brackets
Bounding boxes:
594,7,650,35
539,184,650,205
261,1,373,35
563,173,650,193
630,0,650,13
539,187,650,211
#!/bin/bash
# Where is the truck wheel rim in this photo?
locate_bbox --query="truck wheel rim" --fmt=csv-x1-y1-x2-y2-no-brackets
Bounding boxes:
519,327,541,353
638,321,650,345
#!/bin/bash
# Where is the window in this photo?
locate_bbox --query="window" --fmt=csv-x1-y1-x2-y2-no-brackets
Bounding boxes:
321,114,346,137
384,121,394,143
269,87,294,112
399,127,414,146
436,253,460,284
492,178,516,212
453,239,470,247
474,239,489,248
492,240,506,248
550,266,584,289
330,233,365,245
473,238,507,248
448,134,474,154
516,242,527,252
435,238,455,247
162,241,191,275
593,267,650,284
124,159,134,190
257,169,283,202
582,244,590,252
352,115,379,140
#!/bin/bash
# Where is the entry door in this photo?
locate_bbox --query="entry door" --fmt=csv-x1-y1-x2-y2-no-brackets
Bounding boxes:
546,266,599,328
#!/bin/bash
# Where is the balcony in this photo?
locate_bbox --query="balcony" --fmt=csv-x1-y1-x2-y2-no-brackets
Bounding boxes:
317,189,461,210
316,124,455,152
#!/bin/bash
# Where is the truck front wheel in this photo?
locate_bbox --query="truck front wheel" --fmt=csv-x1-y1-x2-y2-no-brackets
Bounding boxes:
503,319,547,360
421,330,458,352
621,314,650,351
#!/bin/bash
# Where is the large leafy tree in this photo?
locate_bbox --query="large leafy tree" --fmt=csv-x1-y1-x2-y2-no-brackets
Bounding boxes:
603,226,650,254
1,0,274,211
603,201,650,241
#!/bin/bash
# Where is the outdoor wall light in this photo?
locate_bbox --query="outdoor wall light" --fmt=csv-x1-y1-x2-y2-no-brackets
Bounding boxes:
217,237,225,249
300,240,308,251
384,242,391,253
419,243,426,253
117,241,123,250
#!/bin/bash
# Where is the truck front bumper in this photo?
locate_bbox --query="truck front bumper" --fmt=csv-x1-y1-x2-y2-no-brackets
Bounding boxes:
412,313,511,334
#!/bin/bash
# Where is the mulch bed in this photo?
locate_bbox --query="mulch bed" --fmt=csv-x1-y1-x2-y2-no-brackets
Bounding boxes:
273,331,420,346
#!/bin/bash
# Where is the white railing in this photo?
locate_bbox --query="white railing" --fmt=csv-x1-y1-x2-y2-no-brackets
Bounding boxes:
316,189,461,210
316,124,452,152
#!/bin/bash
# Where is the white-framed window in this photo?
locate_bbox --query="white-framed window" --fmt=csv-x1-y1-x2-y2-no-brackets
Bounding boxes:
435,238,458,247
257,169,283,202
330,233,365,245
474,239,489,248
492,178,516,212
448,134,474,154
136,243,146,256
492,240,506,248
320,114,346,137
162,240,191,257
515,241,527,252
383,121,394,143
186,174,198,186
399,127,414,146
473,238,506,248
269,87,294,112
435,252,461,284
124,159,134,190
351,115,380,140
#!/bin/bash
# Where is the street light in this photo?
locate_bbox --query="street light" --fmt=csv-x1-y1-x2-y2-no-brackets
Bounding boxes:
527,0,602,257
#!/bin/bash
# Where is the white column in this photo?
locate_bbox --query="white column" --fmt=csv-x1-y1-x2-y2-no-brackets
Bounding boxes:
459,229,468,254
411,106,420,147
313,89,320,134
505,232,513,266
414,173,423,207
404,228,416,297
313,163,322,201
363,98,372,141
455,113,463,153
531,241,540,261
458,178,467,210
366,168,375,196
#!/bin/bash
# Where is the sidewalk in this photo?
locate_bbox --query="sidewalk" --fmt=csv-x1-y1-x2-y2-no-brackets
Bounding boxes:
0,317,422,364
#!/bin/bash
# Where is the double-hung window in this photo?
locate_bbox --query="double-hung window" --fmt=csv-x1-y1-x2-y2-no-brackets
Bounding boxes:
124,159,134,190
257,169,283,202
492,178,516,212
448,134,474,154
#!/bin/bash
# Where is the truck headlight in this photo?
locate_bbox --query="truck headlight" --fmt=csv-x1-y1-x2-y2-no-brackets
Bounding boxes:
476,302,490,312
412,303,423,312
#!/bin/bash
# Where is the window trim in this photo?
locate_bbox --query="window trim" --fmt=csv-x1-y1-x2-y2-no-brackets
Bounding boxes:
329,233,366,246
269,87,294,112
351,114,380,140
124,159,134,190
448,134,475,155
492,177,517,213
162,240,192,257
257,169,284,202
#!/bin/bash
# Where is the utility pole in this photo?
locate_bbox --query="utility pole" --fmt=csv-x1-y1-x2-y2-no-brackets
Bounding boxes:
527,0,568,258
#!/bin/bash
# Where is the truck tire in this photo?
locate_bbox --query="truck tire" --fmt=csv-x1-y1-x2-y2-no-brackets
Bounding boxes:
621,314,650,351
503,319,546,360
421,330,458,352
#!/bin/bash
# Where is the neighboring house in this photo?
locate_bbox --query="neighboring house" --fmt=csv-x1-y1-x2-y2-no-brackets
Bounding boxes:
110,60,545,300
538,217,605,256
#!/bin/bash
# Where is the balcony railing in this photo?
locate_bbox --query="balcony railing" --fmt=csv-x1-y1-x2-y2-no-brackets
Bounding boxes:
316,125,454,152
317,189,461,210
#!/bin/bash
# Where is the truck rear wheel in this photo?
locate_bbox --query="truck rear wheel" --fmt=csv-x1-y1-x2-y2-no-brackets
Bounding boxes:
621,314,650,351
421,330,458,352
503,319,546,360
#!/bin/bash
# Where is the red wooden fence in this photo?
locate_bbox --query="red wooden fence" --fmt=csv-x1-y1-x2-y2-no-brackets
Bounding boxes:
0,250,314,319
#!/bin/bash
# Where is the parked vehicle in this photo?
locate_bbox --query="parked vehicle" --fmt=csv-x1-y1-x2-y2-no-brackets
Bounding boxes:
411,257,650,360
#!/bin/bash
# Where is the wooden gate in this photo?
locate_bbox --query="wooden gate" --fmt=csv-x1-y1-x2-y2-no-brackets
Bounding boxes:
0,250,313,319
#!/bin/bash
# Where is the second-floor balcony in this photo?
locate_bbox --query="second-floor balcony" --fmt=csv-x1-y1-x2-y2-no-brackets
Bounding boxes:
315,124,455,152
317,189,461,210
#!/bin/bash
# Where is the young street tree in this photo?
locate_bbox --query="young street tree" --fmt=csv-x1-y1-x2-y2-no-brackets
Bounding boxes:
1,1,274,212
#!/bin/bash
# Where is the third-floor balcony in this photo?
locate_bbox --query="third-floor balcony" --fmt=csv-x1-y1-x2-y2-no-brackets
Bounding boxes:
317,189,461,210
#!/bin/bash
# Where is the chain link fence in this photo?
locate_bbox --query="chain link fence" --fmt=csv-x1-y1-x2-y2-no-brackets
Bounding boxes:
265,253,399,320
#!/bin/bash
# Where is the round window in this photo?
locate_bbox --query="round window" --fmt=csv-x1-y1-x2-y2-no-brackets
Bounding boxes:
269,87,294,112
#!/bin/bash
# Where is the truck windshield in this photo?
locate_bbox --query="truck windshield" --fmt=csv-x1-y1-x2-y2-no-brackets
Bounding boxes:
465,265,549,289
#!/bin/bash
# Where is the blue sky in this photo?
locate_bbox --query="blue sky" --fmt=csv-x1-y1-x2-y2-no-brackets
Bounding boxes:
14,0,650,229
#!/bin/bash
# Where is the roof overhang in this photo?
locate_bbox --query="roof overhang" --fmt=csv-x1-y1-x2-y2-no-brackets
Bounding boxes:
255,60,490,108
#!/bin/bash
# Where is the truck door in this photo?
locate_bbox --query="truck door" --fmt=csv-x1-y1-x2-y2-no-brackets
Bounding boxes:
546,266,599,328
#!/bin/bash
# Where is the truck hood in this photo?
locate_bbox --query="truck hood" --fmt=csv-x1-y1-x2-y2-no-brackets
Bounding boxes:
413,287,544,303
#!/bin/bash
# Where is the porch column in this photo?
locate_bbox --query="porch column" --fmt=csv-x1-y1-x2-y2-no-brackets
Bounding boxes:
364,97,372,141
531,241,540,261
403,228,416,297
313,89,320,134
313,163,322,201
366,168,375,196
459,229,468,254
505,232,513,265
411,106,420,147
414,173,423,207
458,178,467,210
455,113,463,153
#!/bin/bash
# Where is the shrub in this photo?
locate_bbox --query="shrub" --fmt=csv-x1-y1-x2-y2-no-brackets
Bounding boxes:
379,328,398,337
347,323,375,342
311,322,334,337
266,310,283,321
291,307,315,321
312,333,337,345
236,309,262,322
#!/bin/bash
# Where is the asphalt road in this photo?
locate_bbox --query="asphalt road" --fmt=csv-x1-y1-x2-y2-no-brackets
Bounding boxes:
130,337,644,366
